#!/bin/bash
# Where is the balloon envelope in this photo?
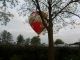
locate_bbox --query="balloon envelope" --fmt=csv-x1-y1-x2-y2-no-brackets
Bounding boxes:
29,11,47,35
31,21,44,34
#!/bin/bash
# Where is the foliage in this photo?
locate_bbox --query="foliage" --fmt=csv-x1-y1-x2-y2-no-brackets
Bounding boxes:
0,45,79,60
24,38,31,45
17,34,25,45
31,36,41,46
0,30,13,44
0,0,19,25
10,55,22,60
55,39,64,44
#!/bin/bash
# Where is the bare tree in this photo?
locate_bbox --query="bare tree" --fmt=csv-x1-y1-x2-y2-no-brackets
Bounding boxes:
18,0,80,60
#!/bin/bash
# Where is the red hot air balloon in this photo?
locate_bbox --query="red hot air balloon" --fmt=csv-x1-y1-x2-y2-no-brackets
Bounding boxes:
31,20,44,34
29,11,47,35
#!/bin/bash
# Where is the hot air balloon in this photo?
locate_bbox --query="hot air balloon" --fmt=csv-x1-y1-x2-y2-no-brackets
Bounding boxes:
29,11,47,35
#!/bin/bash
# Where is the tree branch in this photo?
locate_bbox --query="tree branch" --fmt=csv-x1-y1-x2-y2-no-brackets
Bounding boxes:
72,0,80,2
52,0,74,20
35,0,48,29
32,0,37,6
54,5,80,19
48,0,53,21
62,11,80,18
59,15,69,24
52,0,61,7
40,1,48,8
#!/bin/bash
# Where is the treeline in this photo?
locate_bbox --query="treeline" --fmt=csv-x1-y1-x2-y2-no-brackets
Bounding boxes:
0,30,65,46
0,30,45,46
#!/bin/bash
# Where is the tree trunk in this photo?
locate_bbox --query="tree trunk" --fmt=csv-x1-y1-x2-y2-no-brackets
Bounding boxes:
48,22,54,60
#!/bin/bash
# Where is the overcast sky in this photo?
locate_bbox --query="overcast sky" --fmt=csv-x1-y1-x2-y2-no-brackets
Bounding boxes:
0,0,80,44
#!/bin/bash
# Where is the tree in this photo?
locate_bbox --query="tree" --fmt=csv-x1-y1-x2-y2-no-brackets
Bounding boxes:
55,39,64,44
24,38,31,45
17,34,25,45
21,0,80,60
31,36,41,46
0,30,13,44
41,43,48,47
0,0,18,25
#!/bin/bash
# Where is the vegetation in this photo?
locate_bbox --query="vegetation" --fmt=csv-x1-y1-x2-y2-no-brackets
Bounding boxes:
55,39,64,44
0,0,80,60
24,0,80,60
31,36,41,46
17,34,25,45
24,38,31,45
0,45,79,60
0,30,79,60
0,30,13,44
0,0,18,25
